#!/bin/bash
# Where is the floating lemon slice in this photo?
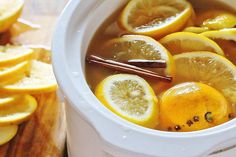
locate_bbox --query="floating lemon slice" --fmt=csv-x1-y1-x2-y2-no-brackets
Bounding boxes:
196,10,236,30
202,29,236,65
160,32,224,55
174,52,236,111
95,74,158,128
201,28,236,41
160,82,230,132
119,0,192,37
0,61,30,83
0,125,18,145
0,94,20,108
102,35,175,77
183,26,209,34
0,60,57,94
0,0,24,33
0,46,34,67
0,95,37,126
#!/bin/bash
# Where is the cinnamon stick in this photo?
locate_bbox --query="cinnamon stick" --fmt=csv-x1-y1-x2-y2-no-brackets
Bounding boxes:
126,59,166,68
87,55,172,82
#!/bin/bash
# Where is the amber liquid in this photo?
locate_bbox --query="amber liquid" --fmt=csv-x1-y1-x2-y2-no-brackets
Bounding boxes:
86,0,236,91
85,0,236,130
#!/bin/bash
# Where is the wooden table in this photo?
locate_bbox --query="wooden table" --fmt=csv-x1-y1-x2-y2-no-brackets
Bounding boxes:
0,0,69,156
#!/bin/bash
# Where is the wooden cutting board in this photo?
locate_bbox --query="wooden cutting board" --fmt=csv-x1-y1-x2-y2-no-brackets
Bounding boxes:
0,0,68,156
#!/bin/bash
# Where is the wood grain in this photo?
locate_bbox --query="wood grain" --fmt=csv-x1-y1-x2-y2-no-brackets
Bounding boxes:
0,0,68,156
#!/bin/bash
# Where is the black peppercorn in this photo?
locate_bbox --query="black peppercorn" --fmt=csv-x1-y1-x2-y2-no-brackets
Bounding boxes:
193,116,200,122
174,125,181,131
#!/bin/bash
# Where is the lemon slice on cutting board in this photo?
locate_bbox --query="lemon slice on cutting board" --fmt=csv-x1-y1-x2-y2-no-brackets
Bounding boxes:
173,51,236,111
0,60,57,94
0,61,30,83
95,74,159,128
0,45,34,67
0,0,24,33
160,82,230,132
119,0,193,37
201,29,236,65
0,95,37,126
160,32,224,55
0,125,18,145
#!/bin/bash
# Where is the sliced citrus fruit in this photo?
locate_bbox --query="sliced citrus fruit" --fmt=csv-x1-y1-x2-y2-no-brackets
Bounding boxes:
173,51,236,113
160,32,224,55
119,0,192,37
201,28,236,41
0,0,24,33
160,82,230,132
201,29,236,65
196,10,236,30
0,61,30,84
0,95,37,126
0,45,34,67
102,35,175,77
183,26,209,34
95,74,158,128
0,94,20,108
0,125,18,145
0,60,57,94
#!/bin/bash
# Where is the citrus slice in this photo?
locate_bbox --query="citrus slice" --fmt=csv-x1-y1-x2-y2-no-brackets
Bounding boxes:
0,60,57,94
0,94,20,108
160,82,230,132
183,26,209,34
201,29,236,65
0,61,30,83
0,95,37,125
0,125,18,145
196,10,236,30
173,51,236,112
119,0,192,37
201,28,236,41
95,74,158,128
160,32,224,55
0,45,34,67
0,0,24,33
102,35,175,77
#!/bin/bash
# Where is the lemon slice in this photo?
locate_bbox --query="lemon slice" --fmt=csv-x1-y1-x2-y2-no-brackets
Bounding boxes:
201,28,236,41
119,0,192,37
0,60,57,94
0,61,30,83
0,94,20,108
0,125,18,145
173,51,236,111
201,29,236,65
102,35,174,77
160,32,224,55
160,82,230,132
183,26,209,34
0,45,34,67
0,95,37,125
0,0,24,33
95,74,158,128
202,13,236,30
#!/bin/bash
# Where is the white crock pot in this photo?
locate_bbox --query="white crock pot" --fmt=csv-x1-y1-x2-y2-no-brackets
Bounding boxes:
52,0,236,157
